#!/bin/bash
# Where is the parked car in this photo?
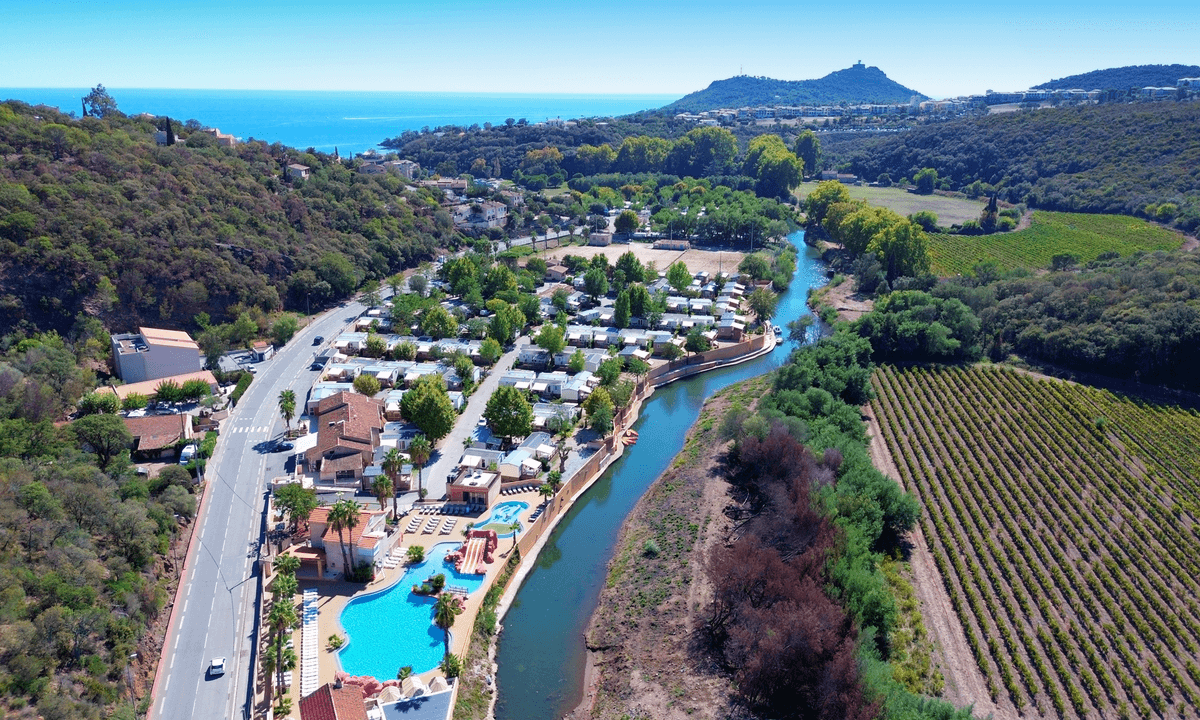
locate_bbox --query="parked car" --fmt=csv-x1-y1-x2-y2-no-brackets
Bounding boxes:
313,335,324,345
276,441,294,452
178,444,197,466
208,657,225,677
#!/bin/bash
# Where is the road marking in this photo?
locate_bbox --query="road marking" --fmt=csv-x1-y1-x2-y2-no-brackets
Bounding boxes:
174,633,180,650
182,599,188,613
170,653,174,669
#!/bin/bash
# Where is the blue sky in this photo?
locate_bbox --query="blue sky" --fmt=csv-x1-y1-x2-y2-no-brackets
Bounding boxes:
1,0,1196,98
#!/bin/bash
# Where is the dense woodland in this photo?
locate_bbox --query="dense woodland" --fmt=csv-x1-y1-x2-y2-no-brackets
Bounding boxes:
0,99,450,336
1032,64,1200,90
821,102,1200,230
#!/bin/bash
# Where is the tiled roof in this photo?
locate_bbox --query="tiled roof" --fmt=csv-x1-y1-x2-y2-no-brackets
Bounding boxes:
318,508,385,550
122,414,189,450
306,392,383,465
299,682,367,720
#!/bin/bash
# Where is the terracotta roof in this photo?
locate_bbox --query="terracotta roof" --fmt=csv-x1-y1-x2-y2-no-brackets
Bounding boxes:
299,682,367,720
305,392,383,465
318,508,384,550
139,326,199,350
97,370,217,401
122,414,189,451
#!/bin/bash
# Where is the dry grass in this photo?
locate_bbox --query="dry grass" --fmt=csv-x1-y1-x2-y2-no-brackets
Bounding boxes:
538,243,746,278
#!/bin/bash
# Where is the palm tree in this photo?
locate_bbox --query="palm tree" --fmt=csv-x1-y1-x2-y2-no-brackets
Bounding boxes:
433,593,462,654
278,390,296,433
273,553,301,579
538,482,555,502
408,435,432,500
268,599,298,696
508,521,520,551
327,498,360,579
372,475,392,512
382,447,405,519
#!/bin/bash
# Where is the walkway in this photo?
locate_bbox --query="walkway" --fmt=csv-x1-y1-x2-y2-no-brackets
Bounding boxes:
300,589,319,698
410,336,530,502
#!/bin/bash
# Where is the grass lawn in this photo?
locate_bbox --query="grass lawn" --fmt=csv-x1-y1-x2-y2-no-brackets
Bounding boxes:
795,182,987,226
927,211,1185,276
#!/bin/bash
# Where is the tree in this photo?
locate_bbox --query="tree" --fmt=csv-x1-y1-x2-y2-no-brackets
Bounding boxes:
82,84,119,118
484,386,533,447
72,414,132,470
408,435,432,499
317,253,358,297
626,356,650,383
568,349,586,374
327,498,360,578
747,287,779,324
913,167,938,195
738,254,772,281
479,337,502,365
394,341,417,361
742,135,803,198
535,323,566,357
613,290,631,329
78,391,119,416
268,599,299,700
487,301,525,345
122,392,149,411
685,328,712,355
614,252,644,284
372,475,392,512
434,593,462,653
805,181,851,229
155,379,184,404
596,357,623,386
382,447,406,518
583,267,608,301
794,130,822,178
353,373,381,397
400,375,456,443
275,483,317,534
271,314,299,346
421,305,458,339
408,274,428,297
628,284,652,317
867,220,932,280
614,210,639,234
364,334,387,358
278,390,296,432
583,386,614,435
660,342,684,361
508,521,521,551
666,261,692,293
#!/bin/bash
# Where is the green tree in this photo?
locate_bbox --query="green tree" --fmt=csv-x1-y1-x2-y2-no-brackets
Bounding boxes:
353,373,381,397
180,378,211,400
271,314,299,346
628,284,652,317
82,84,119,118
382,447,406,518
327,498,360,578
626,356,650,383
394,341,417,361
614,210,639,234
275,483,317,533
793,130,822,178
913,167,938,195
568,349,585,373
868,220,932,280
583,386,614,435
596,357,623,386
738,254,772,281
666,261,692,293
535,325,565,359
154,379,184,404
583,267,608,301
613,290,631,329
78,391,119,416
434,594,463,654
230,311,258,347
614,252,644,284
742,134,803,198
747,286,779,325
121,393,149,411
72,413,132,470
685,328,712,355
668,126,738,176
278,390,296,432
804,181,851,228
364,334,387,358
408,435,432,499
316,253,358,297
420,305,458,340
372,475,392,512
453,353,476,389
479,337,502,365
268,599,299,700
484,385,533,447
400,375,456,442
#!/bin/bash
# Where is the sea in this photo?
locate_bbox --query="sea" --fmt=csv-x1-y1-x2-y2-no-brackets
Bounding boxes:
0,88,677,155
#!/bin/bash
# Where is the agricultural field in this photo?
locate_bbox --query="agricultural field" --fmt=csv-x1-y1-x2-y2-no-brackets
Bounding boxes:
927,211,1185,276
795,182,987,225
872,365,1200,719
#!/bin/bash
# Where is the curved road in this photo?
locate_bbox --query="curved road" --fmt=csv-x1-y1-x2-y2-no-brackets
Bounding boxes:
150,300,369,720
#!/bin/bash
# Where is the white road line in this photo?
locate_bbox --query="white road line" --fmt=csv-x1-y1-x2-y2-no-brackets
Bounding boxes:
170,653,174,669
182,599,188,613
174,633,180,649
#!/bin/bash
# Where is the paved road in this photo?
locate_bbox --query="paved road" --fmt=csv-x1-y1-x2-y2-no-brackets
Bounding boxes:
151,301,369,720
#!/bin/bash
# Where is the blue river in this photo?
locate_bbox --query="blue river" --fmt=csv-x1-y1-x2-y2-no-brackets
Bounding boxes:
494,232,825,720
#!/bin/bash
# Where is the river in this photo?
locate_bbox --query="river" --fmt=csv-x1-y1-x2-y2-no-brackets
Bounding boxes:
493,231,825,720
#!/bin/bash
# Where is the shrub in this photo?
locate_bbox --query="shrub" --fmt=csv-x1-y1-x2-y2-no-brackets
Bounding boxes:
327,634,344,649
439,652,462,678
643,539,660,558
231,373,253,404
406,545,425,564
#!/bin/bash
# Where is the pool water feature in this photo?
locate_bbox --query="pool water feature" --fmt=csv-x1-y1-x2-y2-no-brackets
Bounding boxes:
477,501,529,537
494,232,825,720
338,542,485,678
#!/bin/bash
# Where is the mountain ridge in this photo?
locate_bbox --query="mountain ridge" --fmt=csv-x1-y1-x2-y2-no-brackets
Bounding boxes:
660,64,926,113
1032,63,1200,90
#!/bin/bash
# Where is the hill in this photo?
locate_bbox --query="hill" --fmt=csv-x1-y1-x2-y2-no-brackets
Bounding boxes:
1032,63,1200,90
662,64,926,113
0,99,449,337
823,102,1200,230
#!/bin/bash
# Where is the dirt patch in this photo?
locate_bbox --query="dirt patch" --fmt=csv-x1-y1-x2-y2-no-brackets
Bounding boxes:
539,243,746,278
812,278,874,323
861,405,1006,719
576,378,768,720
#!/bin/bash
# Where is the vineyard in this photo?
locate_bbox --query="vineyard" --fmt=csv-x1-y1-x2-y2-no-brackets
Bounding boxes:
871,365,1200,719
927,211,1184,276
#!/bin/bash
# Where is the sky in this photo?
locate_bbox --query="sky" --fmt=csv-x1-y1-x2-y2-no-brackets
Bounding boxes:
1,0,1196,99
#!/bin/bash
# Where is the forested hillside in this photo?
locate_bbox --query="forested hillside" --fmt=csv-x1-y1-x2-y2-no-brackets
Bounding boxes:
662,64,926,113
0,100,450,337
1032,64,1200,90
823,102,1200,230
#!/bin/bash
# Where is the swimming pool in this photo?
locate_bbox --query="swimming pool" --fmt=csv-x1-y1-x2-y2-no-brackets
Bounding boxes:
476,501,529,537
337,542,486,678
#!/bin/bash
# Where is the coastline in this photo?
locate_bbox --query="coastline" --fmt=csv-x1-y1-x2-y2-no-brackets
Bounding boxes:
480,329,778,720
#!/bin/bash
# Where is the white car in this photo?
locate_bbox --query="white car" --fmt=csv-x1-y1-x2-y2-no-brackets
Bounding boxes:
209,657,225,677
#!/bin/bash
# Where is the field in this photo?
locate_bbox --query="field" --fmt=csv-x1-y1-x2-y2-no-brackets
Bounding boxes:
871,365,1200,719
538,243,746,278
795,182,987,226
927,211,1185,276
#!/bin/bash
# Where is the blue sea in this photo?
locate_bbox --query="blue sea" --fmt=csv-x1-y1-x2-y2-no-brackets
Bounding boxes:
0,88,676,155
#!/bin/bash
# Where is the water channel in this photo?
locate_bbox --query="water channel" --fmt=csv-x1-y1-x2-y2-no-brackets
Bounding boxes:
494,231,826,720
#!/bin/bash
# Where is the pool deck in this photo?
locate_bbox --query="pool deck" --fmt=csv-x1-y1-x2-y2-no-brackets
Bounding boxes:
281,486,542,709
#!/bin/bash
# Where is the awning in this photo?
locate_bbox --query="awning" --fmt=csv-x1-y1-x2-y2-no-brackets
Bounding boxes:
460,455,483,468
531,382,549,393
514,381,530,390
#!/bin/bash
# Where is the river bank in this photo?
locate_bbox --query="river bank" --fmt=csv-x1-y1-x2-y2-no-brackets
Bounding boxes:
490,233,826,720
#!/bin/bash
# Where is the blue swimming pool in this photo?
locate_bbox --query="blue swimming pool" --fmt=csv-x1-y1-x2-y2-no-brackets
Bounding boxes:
477,501,529,537
337,542,486,678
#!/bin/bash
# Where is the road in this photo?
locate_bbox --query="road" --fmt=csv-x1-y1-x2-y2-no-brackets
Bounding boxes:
150,300,370,720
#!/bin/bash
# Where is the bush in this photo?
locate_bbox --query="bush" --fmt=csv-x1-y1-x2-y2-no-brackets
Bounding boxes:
439,652,462,678
327,634,344,649
231,373,253,404
406,545,425,564
642,539,660,558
